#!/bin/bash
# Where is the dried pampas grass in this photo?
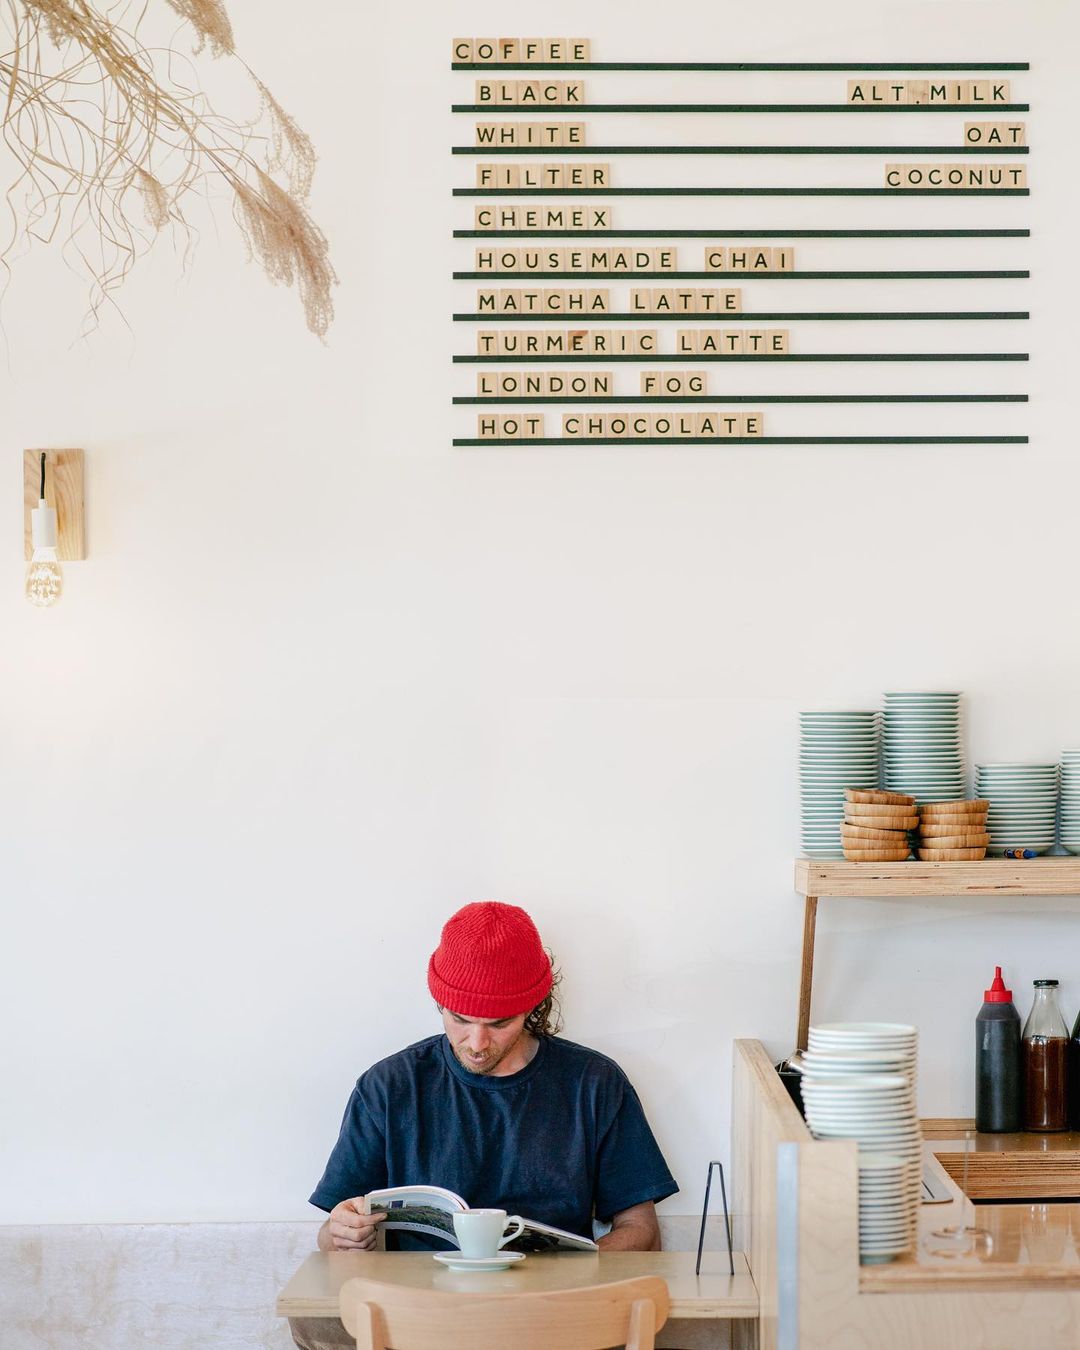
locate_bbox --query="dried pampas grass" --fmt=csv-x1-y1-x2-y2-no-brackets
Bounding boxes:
162,0,233,55
2,0,335,337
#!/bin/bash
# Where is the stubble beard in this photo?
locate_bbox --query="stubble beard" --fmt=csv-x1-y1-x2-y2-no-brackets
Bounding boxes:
453,1028,524,1075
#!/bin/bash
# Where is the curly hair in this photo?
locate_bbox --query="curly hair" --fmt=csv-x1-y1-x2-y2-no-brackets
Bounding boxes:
524,951,563,1038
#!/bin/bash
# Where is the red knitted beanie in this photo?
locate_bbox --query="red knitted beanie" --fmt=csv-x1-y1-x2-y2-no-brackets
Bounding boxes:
427,901,553,1019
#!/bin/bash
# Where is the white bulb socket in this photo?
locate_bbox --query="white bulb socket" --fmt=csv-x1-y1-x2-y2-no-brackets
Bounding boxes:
31,499,57,551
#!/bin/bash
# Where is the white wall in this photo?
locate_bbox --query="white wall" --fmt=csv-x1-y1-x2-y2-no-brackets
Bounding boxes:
2,0,1077,1232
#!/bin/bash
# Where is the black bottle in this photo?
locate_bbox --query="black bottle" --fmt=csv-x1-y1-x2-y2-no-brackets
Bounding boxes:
1070,1007,1080,1130
975,966,1021,1133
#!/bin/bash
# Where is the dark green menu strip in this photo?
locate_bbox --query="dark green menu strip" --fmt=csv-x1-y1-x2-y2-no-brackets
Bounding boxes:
454,311,1027,322
454,394,1028,404
453,103,1029,113
455,354,1029,363
454,271,1029,280
455,230,1029,238
453,436,1028,445
454,63,1029,72
457,188,1029,197
456,145,1029,155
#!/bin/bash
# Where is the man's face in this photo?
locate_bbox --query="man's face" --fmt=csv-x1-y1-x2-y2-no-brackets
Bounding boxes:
440,1006,529,1075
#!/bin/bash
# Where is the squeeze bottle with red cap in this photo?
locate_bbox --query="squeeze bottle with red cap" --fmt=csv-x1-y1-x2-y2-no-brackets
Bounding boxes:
976,966,1022,1133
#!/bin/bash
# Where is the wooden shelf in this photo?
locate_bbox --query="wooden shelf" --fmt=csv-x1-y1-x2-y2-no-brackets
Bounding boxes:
792,858,1080,1049
795,856,1080,898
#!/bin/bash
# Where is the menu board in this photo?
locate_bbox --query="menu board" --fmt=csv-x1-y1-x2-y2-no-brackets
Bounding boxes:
452,41,1028,447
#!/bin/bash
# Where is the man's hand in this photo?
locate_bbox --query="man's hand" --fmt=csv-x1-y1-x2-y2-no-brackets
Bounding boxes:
317,1199,387,1252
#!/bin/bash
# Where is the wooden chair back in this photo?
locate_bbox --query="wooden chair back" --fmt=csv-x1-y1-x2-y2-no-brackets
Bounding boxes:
339,1273,671,1350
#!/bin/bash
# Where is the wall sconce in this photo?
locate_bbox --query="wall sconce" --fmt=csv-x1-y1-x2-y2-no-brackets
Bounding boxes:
23,449,85,607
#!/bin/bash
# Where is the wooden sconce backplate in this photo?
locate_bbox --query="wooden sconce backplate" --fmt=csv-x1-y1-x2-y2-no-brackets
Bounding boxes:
23,449,86,561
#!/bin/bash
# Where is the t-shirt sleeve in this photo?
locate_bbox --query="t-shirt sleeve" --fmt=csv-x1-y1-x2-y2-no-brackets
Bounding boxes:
308,1074,389,1213
593,1075,678,1222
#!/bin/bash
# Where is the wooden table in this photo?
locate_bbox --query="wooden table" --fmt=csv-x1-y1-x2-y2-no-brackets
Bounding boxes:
276,1250,759,1323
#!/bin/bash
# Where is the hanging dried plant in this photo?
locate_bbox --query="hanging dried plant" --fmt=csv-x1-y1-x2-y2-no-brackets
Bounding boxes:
1,0,335,337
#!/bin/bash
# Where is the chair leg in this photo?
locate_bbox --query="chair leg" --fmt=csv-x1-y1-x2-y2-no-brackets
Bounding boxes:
626,1297,657,1350
353,1303,385,1350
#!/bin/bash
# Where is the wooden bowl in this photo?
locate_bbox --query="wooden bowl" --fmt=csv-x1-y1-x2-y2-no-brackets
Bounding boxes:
916,846,987,861
844,812,919,830
919,800,990,817
843,847,913,862
845,788,916,807
915,833,991,849
847,800,922,816
920,820,988,838
841,823,911,841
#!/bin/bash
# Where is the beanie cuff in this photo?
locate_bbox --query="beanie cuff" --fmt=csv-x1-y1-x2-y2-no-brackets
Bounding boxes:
428,955,552,1020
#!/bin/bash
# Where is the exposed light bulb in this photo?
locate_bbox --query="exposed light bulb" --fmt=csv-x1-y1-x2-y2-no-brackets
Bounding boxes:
26,544,63,607
25,453,62,607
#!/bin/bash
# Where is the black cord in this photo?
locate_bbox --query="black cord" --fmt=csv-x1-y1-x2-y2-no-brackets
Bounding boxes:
39,452,45,499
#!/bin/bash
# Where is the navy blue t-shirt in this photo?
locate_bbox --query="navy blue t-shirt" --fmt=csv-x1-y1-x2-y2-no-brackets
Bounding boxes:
310,1034,677,1249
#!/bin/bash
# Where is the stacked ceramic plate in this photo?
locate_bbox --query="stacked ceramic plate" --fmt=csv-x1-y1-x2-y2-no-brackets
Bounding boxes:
882,692,965,805
799,711,880,859
975,763,1059,857
856,1155,912,1265
1061,750,1080,855
802,1023,920,1264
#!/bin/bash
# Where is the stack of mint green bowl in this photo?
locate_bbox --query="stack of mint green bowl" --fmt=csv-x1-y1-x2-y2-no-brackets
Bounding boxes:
1062,750,1080,854
800,711,880,858
976,763,1059,856
881,692,965,804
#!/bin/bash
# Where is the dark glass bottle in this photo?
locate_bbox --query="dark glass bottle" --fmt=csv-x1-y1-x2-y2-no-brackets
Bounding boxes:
1070,1007,1080,1131
1022,979,1069,1132
975,966,1021,1133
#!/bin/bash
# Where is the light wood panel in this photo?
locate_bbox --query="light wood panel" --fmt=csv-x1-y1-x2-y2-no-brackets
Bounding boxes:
733,1039,814,1350
278,1250,759,1322
23,449,85,561
795,857,1080,898
920,1117,980,1138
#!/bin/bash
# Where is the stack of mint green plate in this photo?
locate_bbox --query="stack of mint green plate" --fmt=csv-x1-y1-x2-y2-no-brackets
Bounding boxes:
976,763,1059,856
1062,750,1080,855
881,692,965,804
800,711,880,858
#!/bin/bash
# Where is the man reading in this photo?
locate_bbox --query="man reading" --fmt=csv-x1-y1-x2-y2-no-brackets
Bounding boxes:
290,900,677,1350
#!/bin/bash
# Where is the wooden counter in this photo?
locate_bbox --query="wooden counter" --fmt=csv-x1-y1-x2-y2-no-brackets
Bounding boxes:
860,1146,1080,1293
734,1039,1080,1348
922,1118,1080,1200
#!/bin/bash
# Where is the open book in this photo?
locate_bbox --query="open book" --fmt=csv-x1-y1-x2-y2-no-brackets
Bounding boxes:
363,1185,598,1252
